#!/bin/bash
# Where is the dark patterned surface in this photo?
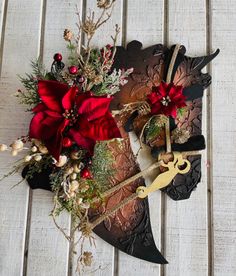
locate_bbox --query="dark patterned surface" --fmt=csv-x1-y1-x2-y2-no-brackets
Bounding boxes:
89,138,167,263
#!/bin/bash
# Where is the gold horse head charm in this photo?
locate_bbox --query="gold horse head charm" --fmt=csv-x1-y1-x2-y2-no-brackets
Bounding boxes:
136,152,191,198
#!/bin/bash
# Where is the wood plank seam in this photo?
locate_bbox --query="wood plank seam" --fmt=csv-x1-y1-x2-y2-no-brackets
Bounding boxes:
80,0,87,52
22,189,33,276
161,1,168,275
121,0,127,50
113,1,127,275
22,0,47,275
39,0,47,60
0,0,8,78
206,0,214,275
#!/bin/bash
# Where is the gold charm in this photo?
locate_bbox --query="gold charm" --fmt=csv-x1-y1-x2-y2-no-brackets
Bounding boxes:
136,152,191,198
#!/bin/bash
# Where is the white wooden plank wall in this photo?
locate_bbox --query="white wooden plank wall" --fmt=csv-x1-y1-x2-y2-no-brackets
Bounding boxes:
166,1,208,276
0,1,235,276
211,1,236,275
0,1,42,275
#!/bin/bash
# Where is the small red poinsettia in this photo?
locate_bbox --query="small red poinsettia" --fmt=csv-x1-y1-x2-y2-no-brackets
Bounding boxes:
29,80,121,160
147,81,186,118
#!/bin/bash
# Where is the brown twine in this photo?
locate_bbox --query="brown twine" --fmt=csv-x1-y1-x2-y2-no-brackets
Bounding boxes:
165,119,171,153
90,193,138,230
166,44,181,84
91,160,162,205
91,150,200,205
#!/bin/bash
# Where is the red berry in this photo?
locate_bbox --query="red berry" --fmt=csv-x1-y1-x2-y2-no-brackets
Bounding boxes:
54,53,62,62
106,44,112,49
62,137,72,148
69,66,78,75
76,75,85,83
80,168,92,179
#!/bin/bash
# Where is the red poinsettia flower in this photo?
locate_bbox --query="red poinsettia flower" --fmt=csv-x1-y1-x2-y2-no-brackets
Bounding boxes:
29,80,121,160
147,81,186,118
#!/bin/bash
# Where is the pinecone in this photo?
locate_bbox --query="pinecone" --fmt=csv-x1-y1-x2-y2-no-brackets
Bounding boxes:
63,29,73,41
97,0,111,9
171,128,190,144
83,65,96,79
92,74,103,85
82,19,96,37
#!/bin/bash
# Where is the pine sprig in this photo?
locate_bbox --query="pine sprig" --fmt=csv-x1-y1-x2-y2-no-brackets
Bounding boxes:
16,59,47,108
25,155,53,179
31,59,47,79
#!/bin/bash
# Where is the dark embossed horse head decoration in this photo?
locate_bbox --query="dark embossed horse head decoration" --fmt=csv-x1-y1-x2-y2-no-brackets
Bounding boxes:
88,41,219,264
24,41,219,264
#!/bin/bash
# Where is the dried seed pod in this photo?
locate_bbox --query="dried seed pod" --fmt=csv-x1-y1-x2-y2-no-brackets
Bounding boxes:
31,146,38,153
171,128,190,144
77,198,83,205
70,180,79,192
73,163,81,173
65,167,74,175
55,155,68,167
82,20,96,37
97,0,111,9
24,155,32,162
70,173,77,180
38,145,48,154
0,144,7,152
11,140,24,151
34,154,42,162
32,139,41,147
11,150,18,156
82,251,93,267
71,151,80,160
92,74,103,85
63,29,73,41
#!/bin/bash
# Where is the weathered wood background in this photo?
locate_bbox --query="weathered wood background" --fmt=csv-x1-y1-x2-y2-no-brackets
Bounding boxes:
0,0,235,275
